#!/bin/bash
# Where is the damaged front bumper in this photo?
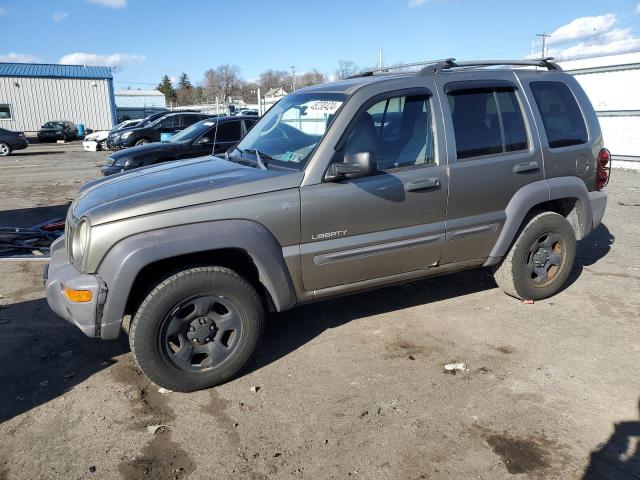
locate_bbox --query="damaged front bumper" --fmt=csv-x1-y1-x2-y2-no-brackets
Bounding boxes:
44,236,118,339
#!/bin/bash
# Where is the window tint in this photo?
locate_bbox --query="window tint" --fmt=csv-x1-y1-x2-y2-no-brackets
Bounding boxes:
497,91,527,152
181,115,200,127
244,119,257,130
159,116,179,129
215,121,242,143
343,93,435,170
448,88,528,159
530,81,588,148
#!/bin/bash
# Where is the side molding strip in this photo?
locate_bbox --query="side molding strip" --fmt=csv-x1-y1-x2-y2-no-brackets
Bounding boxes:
445,223,499,241
313,234,445,266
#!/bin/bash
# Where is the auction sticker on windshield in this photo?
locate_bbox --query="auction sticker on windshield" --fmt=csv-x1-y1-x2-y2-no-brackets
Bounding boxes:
308,100,342,114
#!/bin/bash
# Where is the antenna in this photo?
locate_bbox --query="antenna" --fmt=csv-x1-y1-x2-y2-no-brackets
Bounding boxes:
211,118,219,156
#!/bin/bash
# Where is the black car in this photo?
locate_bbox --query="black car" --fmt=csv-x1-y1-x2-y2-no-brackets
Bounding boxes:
37,121,77,142
0,128,28,157
107,112,210,150
101,116,257,175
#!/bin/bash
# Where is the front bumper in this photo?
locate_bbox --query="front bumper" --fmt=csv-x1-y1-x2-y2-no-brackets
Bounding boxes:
11,138,28,150
588,190,607,231
44,237,119,340
83,140,98,152
38,133,64,142
101,163,127,176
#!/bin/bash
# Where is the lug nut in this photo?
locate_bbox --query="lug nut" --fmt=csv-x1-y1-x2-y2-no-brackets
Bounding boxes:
192,338,198,343
205,337,210,342
199,318,206,325
209,325,214,330
189,326,195,332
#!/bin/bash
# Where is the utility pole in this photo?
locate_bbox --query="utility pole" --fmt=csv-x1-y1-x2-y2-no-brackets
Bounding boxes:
290,65,296,92
536,33,551,59
379,49,384,69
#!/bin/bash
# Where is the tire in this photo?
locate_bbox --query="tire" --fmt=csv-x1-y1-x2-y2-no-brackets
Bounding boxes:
0,142,10,157
493,211,576,300
135,138,150,146
129,266,265,392
98,140,108,151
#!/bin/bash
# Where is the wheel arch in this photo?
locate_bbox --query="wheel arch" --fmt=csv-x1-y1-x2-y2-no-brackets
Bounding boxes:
96,220,297,338
484,177,593,266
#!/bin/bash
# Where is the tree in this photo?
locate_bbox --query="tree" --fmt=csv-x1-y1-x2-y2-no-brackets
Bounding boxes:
241,81,259,104
157,75,175,106
297,69,327,88
203,64,242,104
258,69,289,91
335,60,359,80
177,72,192,89
175,73,194,106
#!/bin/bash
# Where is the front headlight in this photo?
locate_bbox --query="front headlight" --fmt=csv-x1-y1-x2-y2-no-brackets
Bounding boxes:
72,219,90,267
114,157,132,167
121,131,133,139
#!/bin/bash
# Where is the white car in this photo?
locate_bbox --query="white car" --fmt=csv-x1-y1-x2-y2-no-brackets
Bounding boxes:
82,119,140,152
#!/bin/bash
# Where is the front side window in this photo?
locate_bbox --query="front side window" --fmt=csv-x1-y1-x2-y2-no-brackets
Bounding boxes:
215,121,241,143
448,88,528,159
0,105,10,120
158,116,179,129
343,93,435,170
530,81,588,148
234,92,346,170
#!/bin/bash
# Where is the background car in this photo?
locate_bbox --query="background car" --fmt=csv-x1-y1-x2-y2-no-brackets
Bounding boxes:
83,119,140,152
101,116,256,175
0,128,28,157
37,121,77,142
107,112,211,150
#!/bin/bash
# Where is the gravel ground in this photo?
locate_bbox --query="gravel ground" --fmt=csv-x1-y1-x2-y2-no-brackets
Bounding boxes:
0,144,638,480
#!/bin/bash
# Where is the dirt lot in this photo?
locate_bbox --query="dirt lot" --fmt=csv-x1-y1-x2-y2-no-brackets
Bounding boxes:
0,143,639,480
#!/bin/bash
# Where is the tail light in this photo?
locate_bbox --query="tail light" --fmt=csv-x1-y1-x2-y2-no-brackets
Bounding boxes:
596,148,611,190
17,132,25,138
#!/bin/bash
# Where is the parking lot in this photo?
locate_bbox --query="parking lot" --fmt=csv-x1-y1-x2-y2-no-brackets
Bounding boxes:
0,144,639,480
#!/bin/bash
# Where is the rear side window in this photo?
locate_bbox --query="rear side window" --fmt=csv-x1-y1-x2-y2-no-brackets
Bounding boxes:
530,81,588,148
448,88,528,159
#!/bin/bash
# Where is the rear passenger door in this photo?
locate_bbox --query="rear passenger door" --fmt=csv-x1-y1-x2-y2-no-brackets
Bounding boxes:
439,79,544,264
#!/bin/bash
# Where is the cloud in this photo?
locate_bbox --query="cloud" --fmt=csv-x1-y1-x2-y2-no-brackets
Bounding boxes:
547,14,617,46
409,0,428,6
541,13,640,60
86,0,126,8
59,52,146,70
636,3,640,14
0,53,41,63
0,6,7,15
53,11,68,22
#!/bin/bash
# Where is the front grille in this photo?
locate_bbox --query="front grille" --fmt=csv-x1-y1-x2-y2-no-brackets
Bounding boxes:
65,215,75,263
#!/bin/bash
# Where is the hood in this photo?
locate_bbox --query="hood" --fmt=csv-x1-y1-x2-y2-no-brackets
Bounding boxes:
85,131,108,141
73,156,302,225
108,141,182,163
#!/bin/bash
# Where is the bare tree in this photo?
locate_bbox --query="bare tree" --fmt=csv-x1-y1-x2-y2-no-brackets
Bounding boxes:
203,64,242,103
297,69,327,88
335,60,359,79
258,69,289,92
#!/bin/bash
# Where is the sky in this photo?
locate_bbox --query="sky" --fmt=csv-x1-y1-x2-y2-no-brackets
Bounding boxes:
1,0,639,89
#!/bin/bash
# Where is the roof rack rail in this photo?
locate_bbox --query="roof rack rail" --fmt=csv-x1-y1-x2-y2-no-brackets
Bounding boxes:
346,57,562,80
346,59,455,79
417,57,562,75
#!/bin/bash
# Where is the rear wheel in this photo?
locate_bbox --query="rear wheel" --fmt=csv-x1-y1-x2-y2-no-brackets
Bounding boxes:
493,211,576,300
129,266,265,392
0,142,10,157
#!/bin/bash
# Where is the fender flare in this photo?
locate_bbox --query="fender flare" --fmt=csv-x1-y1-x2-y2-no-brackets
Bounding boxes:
484,177,593,266
96,220,297,335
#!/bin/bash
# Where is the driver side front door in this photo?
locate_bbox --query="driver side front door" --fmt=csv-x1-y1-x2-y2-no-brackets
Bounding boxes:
299,88,448,292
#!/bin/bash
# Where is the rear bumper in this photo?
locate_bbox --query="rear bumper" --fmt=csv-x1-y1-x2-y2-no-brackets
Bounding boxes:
588,190,607,231
44,237,120,340
10,139,28,150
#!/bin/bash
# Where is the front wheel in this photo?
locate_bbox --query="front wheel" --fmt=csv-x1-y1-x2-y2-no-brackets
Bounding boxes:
0,142,10,157
135,138,150,146
129,266,265,392
98,139,108,151
493,211,576,300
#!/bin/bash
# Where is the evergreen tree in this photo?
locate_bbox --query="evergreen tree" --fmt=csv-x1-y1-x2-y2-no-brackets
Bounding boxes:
157,75,175,105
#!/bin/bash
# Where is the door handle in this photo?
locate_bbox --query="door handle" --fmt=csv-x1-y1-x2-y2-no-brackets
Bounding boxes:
513,161,539,174
405,177,440,192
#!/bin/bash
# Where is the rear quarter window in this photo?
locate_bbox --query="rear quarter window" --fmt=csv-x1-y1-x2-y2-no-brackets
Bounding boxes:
530,81,588,148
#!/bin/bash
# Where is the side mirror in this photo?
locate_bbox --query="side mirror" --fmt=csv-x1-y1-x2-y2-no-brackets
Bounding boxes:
198,136,213,144
326,151,377,181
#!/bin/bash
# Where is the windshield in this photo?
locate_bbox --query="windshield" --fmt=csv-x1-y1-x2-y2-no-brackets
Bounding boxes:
234,92,346,169
169,120,215,143
43,122,64,129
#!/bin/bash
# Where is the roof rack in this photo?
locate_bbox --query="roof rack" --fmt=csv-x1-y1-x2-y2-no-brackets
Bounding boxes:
417,58,562,75
346,57,562,79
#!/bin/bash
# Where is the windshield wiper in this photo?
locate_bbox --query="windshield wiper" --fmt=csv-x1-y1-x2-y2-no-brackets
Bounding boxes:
240,148,271,170
252,149,269,170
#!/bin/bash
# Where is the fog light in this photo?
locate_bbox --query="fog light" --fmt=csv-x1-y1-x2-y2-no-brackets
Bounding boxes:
64,287,93,303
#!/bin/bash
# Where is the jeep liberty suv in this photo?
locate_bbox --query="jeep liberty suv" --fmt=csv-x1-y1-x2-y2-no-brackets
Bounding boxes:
45,58,609,392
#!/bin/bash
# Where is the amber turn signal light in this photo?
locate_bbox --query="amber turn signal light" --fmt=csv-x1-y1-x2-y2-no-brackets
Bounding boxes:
63,287,93,303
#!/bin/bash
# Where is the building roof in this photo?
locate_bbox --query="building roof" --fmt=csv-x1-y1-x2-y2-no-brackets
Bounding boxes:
0,62,113,80
115,89,165,97
264,87,287,97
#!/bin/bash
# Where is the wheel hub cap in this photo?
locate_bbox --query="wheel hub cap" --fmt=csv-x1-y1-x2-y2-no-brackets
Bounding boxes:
186,316,216,344
533,248,549,267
